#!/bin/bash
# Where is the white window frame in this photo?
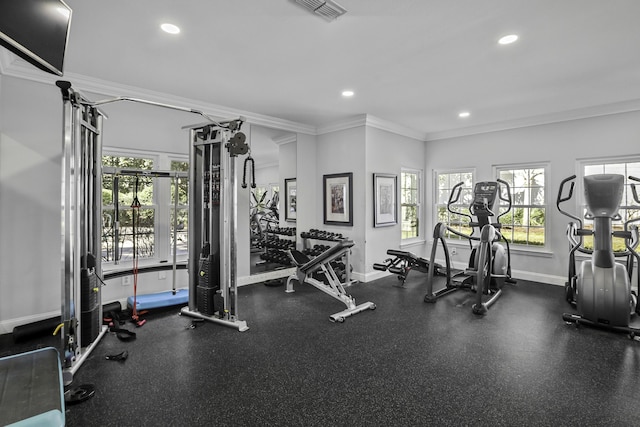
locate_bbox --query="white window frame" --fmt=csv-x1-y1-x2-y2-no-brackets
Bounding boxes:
433,168,475,242
494,162,549,249
578,156,640,253
400,168,423,245
102,148,189,270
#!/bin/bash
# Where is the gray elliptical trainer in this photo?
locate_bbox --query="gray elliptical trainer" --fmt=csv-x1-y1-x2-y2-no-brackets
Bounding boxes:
424,179,516,314
557,174,640,336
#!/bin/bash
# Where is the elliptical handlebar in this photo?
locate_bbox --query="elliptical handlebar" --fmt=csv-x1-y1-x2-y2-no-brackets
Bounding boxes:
630,176,640,204
447,181,473,224
557,175,583,227
624,176,640,252
496,178,512,222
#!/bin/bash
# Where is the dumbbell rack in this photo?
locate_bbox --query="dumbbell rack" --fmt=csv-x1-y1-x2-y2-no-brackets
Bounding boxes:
300,229,355,286
259,226,297,267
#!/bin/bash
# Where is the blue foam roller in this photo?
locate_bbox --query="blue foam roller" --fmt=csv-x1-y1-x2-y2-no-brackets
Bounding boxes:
127,289,189,310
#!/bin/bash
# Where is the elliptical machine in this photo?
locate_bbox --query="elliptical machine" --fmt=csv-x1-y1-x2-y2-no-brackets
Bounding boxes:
557,174,640,335
424,179,516,314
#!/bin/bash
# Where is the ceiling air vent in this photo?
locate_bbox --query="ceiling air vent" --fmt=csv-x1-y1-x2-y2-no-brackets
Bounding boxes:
295,0,347,21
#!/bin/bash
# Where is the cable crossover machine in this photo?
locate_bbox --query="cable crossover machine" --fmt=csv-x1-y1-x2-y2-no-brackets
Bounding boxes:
56,80,251,383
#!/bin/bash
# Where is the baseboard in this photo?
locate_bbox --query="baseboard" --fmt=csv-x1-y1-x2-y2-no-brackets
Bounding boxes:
443,259,565,286
511,269,565,286
0,310,60,335
366,256,566,287
361,269,390,283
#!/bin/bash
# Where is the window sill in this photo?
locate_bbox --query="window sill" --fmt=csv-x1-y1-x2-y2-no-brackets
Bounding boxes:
400,239,426,249
441,239,553,258
103,258,188,275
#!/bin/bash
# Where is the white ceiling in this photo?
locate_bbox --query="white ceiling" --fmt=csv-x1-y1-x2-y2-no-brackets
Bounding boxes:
5,0,640,139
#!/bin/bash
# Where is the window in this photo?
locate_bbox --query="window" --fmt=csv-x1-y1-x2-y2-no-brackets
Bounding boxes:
400,169,421,240
435,170,474,240
170,160,189,258
102,155,155,263
496,165,547,247
581,159,640,252
101,153,189,266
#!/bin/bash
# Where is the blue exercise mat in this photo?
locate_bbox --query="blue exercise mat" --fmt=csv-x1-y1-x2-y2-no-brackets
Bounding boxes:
127,289,189,310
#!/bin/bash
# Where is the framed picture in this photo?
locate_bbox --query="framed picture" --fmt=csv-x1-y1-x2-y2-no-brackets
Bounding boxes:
284,178,297,221
323,172,353,226
373,173,397,227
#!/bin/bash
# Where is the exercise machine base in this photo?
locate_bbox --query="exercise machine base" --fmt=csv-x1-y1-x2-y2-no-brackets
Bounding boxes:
329,302,377,323
563,313,640,339
180,307,249,332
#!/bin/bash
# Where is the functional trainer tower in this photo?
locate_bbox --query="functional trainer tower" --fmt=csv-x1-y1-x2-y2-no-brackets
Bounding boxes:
557,174,640,335
424,179,516,314
57,80,252,384
57,81,108,383
180,121,250,331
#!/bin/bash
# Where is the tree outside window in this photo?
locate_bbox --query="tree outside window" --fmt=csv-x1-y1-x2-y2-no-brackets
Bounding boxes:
401,170,420,240
436,170,474,240
497,166,546,247
581,160,640,252
102,155,155,262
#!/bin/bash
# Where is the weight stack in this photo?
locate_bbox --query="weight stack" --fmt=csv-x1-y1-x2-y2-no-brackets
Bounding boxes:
197,255,219,315
80,269,100,345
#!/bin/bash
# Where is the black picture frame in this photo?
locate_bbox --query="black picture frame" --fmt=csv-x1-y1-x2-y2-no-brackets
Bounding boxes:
284,178,297,222
373,173,397,227
323,172,353,226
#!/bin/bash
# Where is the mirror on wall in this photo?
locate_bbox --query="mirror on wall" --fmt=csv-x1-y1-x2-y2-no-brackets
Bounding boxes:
246,125,296,276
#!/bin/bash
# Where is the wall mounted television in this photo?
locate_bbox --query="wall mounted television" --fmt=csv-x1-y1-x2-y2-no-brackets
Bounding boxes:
0,0,72,76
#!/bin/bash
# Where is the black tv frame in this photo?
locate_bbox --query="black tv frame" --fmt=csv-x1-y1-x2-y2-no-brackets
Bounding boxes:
0,0,72,76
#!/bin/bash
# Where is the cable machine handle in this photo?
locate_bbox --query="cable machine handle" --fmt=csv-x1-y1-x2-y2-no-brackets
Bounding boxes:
241,156,256,189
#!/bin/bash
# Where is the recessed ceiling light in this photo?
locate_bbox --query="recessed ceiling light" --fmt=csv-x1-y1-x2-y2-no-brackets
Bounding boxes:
161,23,181,34
498,34,518,45
458,111,471,118
342,90,354,97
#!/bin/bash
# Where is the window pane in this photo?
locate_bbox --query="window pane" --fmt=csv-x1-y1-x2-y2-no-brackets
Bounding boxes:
170,160,189,205
582,160,640,253
118,208,155,261
103,155,153,170
496,166,546,246
401,171,419,240
170,208,188,257
102,208,115,262
401,205,418,239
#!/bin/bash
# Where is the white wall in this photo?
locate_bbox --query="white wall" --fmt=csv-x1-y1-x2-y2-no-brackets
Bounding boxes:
2,73,639,332
364,126,426,280
315,126,367,278
279,139,297,223
424,111,640,284
0,76,63,332
295,133,317,251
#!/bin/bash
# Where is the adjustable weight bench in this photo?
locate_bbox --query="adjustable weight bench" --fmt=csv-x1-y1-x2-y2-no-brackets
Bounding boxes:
286,240,376,322
373,249,444,287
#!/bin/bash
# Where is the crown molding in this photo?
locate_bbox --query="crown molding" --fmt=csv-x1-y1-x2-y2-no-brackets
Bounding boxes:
317,114,427,141
0,57,317,135
364,115,427,141
5,51,640,143
425,99,640,141
272,134,297,145
316,114,367,135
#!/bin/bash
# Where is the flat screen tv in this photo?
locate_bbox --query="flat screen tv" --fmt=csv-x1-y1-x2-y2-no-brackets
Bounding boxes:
0,0,72,76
